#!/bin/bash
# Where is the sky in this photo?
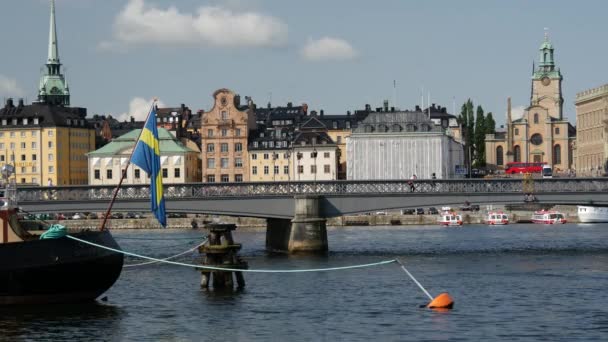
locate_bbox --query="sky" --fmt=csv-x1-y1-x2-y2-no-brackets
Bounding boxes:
1,0,607,126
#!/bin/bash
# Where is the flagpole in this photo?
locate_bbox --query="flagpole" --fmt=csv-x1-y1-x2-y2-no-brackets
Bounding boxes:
99,99,157,231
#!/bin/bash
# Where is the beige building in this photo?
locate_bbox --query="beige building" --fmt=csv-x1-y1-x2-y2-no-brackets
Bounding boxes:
201,89,256,182
575,84,608,176
87,128,199,185
486,35,574,172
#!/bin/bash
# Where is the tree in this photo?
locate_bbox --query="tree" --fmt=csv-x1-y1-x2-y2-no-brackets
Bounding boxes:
458,99,475,173
485,112,496,134
474,105,486,167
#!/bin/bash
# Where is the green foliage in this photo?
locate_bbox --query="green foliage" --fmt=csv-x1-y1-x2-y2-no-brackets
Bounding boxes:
474,106,486,167
458,101,496,170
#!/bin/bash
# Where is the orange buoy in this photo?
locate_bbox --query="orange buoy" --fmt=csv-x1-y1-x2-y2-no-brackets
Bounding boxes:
426,292,454,309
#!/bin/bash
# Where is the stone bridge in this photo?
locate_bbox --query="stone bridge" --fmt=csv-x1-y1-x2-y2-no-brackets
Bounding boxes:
15,178,608,253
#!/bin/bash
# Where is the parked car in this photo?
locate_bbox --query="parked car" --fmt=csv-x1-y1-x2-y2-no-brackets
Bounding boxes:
125,212,137,219
471,204,480,211
87,213,98,219
401,209,415,215
111,212,124,219
375,211,387,216
416,208,425,215
428,207,439,215
167,213,187,218
71,213,84,220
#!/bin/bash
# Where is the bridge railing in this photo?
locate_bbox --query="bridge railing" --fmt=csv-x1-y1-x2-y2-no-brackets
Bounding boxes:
14,178,608,202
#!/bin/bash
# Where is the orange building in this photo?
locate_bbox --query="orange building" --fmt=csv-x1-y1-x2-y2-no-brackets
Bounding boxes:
201,89,256,182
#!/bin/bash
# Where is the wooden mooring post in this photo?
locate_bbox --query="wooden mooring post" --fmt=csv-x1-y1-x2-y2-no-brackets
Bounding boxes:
198,223,247,290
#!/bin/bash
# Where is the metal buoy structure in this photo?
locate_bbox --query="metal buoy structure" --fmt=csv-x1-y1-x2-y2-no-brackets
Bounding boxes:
198,223,248,290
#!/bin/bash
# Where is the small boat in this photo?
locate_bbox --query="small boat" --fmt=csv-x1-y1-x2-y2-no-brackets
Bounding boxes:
0,170,123,305
438,211,463,226
577,206,608,223
486,211,509,225
531,210,567,224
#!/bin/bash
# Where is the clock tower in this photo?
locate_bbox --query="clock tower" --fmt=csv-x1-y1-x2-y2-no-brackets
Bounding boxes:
37,0,70,106
530,32,563,120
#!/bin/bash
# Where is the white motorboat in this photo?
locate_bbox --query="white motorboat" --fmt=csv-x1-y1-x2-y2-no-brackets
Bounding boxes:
531,210,567,224
577,206,608,223
486,212,509,225
438,212,463,226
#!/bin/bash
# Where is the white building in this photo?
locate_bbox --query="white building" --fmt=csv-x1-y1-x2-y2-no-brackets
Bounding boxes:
347,110,464,179
87,128,200,185
291,117,338,181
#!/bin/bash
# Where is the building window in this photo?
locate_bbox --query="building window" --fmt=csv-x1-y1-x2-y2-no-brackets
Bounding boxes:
311,151,318,158
235,158,243,168
20,154,25,161
252,166,258,175
324,165,330,173
207,158,215,169
207,175,216,183
235,174,243,182
298,165,304,174
264,153,269,160
94,169,100,179
0,155,4,162
496,146,504,166
555,127,560,135
264,166,269,175
337,136,342,144
235,129,241,137
31,142,37,149
32,166,37,173
221,129,228,137
221,111,228,120
284,165,289,174
514,145,521,162
134,169,140,179
221,174,229,182
251,154,257,160
10,143,15,150
0,143,3,149
333,121,338,129
274,165,279,174
10,154,14,162
530,133,543,146
48,153,54,161
533,113,539,124
174,168,180,178
324,152,330,158
20,131,26,137
220,158,229,168
32,154,36,161
10,132,15,138
553,144,561,165
20,142,26,149
235,143,242,152
207,129,213,137
311,165,317,174
221,143,229,152
207,143,215,152
515,128,519,136
48,141,53,148
106,169,112,179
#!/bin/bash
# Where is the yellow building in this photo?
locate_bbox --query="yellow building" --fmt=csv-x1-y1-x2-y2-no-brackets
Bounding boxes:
248,129,292,182
575,84,608,176
0,99,94,186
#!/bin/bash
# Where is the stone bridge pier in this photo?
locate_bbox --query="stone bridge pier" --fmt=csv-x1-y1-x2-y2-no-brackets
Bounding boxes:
266,195,328,254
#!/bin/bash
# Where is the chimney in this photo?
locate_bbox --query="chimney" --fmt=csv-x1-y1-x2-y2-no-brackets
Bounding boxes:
234,95,241,107
302,103,308,114
287,102,293,108
391,107,395,112
267,102,271,109
18,99,24,107
347,110,351,116
5,98,13,108
130,116,135,123
320,110,324,117
365,104,371,111
415,105,421,111
383,100,389,112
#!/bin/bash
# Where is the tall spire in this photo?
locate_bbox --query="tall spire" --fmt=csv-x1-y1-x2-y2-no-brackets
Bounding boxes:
37,0,70,106
48,0,59,64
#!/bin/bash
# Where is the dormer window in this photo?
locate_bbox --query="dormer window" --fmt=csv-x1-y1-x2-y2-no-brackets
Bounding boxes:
33,118,39,125
80,120,85,126
66,119,71,125
12,119,17,125
22,118,28,125
2,119,6,126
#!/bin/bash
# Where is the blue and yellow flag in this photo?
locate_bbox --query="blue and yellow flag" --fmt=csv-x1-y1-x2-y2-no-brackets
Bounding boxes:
131,105,166,227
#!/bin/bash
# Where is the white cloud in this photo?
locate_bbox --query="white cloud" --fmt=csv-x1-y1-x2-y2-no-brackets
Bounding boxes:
510,105,525,120
100,0,287,49
115,97,166,122
0,75,24,97
301,37,357,62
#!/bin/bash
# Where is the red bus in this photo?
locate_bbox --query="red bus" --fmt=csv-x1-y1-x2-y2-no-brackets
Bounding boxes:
505,162,546,174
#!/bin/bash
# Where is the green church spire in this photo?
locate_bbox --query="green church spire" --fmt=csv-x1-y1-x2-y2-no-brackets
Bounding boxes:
532,30,561,81
37,0,70,106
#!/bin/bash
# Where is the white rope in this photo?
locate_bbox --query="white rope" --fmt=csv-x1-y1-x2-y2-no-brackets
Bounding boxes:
67,235,396,273
123,237,208,268
396,258,433,300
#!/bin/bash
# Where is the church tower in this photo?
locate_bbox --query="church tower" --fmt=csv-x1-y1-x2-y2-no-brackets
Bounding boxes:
530,32,563,119
37,0,70,106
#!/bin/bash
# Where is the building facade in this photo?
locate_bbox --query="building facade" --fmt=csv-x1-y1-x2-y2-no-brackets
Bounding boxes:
201,89,256,183
87,128,199,185
291,117,338,181
575,84,608,176
347,109,463,180
485,35,575,172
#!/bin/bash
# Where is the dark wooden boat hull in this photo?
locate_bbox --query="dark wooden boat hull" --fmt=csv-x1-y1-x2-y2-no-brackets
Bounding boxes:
0,230,123,305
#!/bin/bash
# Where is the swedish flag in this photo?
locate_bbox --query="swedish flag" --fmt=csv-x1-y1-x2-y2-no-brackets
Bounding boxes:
131,105,166,227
